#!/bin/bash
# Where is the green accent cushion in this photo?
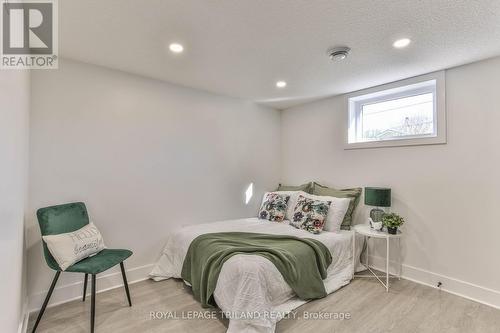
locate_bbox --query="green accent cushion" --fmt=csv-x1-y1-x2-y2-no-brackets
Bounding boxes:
276,182,313,193
37,202,132,273
312,183,362,230
66,249,133,274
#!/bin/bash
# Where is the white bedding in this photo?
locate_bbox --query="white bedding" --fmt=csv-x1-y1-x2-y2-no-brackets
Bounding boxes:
149,218,355,333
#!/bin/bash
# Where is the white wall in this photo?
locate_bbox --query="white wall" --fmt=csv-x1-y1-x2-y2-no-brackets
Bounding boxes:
0,71,30,332
281,56,500,307
27,59,281,311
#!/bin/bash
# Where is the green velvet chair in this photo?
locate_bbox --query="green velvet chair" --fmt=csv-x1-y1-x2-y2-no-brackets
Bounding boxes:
32,202,133,333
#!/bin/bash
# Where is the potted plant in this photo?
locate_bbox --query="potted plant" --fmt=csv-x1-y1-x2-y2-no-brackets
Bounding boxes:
382,212,405,234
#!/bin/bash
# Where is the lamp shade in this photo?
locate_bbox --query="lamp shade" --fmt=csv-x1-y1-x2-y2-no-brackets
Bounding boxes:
364,187,391,207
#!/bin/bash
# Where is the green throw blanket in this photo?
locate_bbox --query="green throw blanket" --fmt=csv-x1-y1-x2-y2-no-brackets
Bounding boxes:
181,232,332,307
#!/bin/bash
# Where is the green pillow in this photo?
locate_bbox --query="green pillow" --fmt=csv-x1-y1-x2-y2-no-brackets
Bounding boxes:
312,182,362,230
276,182,313,194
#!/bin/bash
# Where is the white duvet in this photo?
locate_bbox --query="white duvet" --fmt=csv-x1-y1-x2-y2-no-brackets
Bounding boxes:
149,218,355,333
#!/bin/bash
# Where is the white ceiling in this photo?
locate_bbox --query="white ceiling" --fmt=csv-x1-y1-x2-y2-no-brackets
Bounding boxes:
60,0,500,109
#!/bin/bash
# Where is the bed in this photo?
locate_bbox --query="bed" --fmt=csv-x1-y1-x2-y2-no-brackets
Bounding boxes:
150,217,356,333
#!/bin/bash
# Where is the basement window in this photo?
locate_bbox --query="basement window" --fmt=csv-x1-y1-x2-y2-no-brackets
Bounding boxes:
346,72,446,149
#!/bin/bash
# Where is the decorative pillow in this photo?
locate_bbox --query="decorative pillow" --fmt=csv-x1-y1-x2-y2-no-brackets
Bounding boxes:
276,182,314,194
312,182,362,230
272,191,307,221
258,192,291,222
290,195,331,234
301,193,351,232
42,222,106,271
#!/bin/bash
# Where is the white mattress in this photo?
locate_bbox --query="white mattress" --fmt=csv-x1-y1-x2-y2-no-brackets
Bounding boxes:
149,218,355,333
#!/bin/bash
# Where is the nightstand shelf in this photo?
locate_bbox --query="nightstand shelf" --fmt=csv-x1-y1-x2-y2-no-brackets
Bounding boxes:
352,224,402,292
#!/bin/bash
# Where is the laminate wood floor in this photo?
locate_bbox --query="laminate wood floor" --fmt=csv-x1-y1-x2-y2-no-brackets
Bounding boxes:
28,276,500,333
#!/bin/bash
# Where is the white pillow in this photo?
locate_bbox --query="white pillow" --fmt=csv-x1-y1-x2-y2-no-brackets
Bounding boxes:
42,222,106,270
300,192,351,232
261,191,307,221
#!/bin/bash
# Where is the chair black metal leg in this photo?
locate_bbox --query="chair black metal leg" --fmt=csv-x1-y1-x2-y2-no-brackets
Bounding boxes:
91,274,96,333
120,262,132,306
83,273,88,302
32,271,61,333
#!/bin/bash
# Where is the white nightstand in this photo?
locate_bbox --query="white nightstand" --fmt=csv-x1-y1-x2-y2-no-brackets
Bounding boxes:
352,224,402,292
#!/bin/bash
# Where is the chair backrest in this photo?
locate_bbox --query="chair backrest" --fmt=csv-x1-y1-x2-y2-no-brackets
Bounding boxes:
36,202,90,270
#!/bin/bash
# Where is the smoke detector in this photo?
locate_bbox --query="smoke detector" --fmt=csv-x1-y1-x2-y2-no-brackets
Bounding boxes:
327,46,351,61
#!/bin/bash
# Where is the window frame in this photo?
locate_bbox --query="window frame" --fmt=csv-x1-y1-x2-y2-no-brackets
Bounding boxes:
345,71,446,149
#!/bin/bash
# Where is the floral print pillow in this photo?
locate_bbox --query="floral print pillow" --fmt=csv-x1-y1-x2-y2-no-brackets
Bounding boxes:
259,192,291,222
290,195,331,234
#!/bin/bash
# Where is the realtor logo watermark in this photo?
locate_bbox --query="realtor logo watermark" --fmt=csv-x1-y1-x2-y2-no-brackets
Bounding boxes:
1,0,58,69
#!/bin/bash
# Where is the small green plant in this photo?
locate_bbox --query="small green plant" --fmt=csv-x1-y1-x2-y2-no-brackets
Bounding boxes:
382,213,405,228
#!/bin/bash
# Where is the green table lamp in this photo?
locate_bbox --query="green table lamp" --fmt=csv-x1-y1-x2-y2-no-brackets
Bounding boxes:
364,187,391,225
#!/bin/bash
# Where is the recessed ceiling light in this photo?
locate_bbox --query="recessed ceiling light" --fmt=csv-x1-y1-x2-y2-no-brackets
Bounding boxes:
393,38,411,49
276,81,287,88
169,43,184,53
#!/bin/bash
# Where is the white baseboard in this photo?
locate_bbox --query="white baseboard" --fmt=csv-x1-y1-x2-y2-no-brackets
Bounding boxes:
28,257,500,317
367,255,500,310
18,300,29,333
28,263,154,314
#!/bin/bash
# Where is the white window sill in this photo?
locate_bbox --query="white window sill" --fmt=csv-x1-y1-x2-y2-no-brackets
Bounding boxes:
344,135,446,150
